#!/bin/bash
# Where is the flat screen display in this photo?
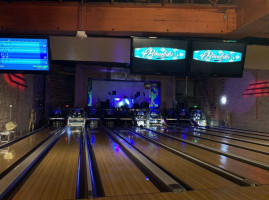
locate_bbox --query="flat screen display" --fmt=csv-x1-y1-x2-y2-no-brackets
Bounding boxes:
189,40,247,77
0,37,49,72
131,37,188,75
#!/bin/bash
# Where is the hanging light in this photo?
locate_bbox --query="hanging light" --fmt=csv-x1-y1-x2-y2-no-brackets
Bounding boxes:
76,0,87,39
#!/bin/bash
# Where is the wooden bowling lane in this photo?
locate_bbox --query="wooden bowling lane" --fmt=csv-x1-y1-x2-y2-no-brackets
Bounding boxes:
184,126,269,142
93,185,269,200
161,127,269,153
171,126,269,147
12,127,80,200
115,129,238,190
90,129,159,197
193,126,269,139
131,128,269,185
149,127,269,164
0,127,56,176
205,126,269,137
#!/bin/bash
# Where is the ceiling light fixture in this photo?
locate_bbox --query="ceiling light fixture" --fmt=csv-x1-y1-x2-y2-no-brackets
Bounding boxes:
76,0,87,39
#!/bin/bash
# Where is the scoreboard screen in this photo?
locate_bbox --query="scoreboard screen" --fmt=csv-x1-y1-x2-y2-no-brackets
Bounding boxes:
131,37,189,75
0,37,50,73
189,40,247,77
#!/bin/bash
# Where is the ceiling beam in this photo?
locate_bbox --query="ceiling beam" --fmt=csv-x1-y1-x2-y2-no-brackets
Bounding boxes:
0,2,238,37
226,0,269,39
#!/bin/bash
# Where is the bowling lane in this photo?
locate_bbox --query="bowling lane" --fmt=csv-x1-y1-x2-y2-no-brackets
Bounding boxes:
205,126,269,137
162,127,269,153
113,129,238,190
90,129,159,197
12,127,80,200
0,127,57,175
128,127,269,185
148,127,269,163
195,126,269,139
183,126,269,142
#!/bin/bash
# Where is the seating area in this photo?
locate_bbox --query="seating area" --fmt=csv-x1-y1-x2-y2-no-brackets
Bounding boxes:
0,122,18,144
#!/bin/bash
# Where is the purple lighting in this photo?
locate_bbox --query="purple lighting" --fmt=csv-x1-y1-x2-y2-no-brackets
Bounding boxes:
225,71,255,113
113,143,120,151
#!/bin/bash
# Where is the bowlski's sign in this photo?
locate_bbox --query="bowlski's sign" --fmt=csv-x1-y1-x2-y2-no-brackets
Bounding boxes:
134,47,186,61
193,50,242,63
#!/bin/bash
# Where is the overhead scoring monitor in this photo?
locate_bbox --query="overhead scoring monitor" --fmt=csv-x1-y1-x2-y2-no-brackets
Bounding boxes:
0,37,50,73
189,40,247,77
131,37,189,75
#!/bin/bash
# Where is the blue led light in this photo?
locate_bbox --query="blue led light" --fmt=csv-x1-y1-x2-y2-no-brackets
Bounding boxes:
91,135,95,145
125,99,130,105
193,50,242,63
135,47,186,61
130,140,135,145
113,143,120,151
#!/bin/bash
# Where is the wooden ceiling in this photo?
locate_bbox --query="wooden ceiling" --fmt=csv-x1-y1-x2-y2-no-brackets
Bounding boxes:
0,0,268,40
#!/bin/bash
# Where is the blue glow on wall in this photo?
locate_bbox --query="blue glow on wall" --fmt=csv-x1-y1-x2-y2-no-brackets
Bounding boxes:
134,47,186,61
193,50,242,63
87,79,92,107
0,38,49,71
149,83,160,111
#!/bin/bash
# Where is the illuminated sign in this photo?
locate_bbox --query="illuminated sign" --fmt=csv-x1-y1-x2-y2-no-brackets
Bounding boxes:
134,47,186,61
4,74,26,90
193,50,242,63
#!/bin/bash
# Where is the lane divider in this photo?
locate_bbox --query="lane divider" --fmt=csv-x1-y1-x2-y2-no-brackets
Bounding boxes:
207,125,269,135
0,127,63,180
161,127,269,155
166,125,269,147
124,127,257,187
185,125,269,140
103,126,186,193
142,127,269,171
83,127,93,199
86,129,105,198
0,127,66,199
0,125,52,149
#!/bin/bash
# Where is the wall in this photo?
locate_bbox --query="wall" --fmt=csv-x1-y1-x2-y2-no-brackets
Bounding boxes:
0,63,75,135
45,64,75,110
244,45,269,70
0,74,45,135
175,78,195,108
75,64,175,109
50,36,130,63
229,69,269,131
195,69,269,132
195,76,227,126
91,80,150,106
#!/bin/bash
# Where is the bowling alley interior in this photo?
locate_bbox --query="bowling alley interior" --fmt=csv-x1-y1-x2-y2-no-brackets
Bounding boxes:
1,0,269,200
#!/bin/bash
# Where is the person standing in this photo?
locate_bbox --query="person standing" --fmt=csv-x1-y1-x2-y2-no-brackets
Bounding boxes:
28,109,36,132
